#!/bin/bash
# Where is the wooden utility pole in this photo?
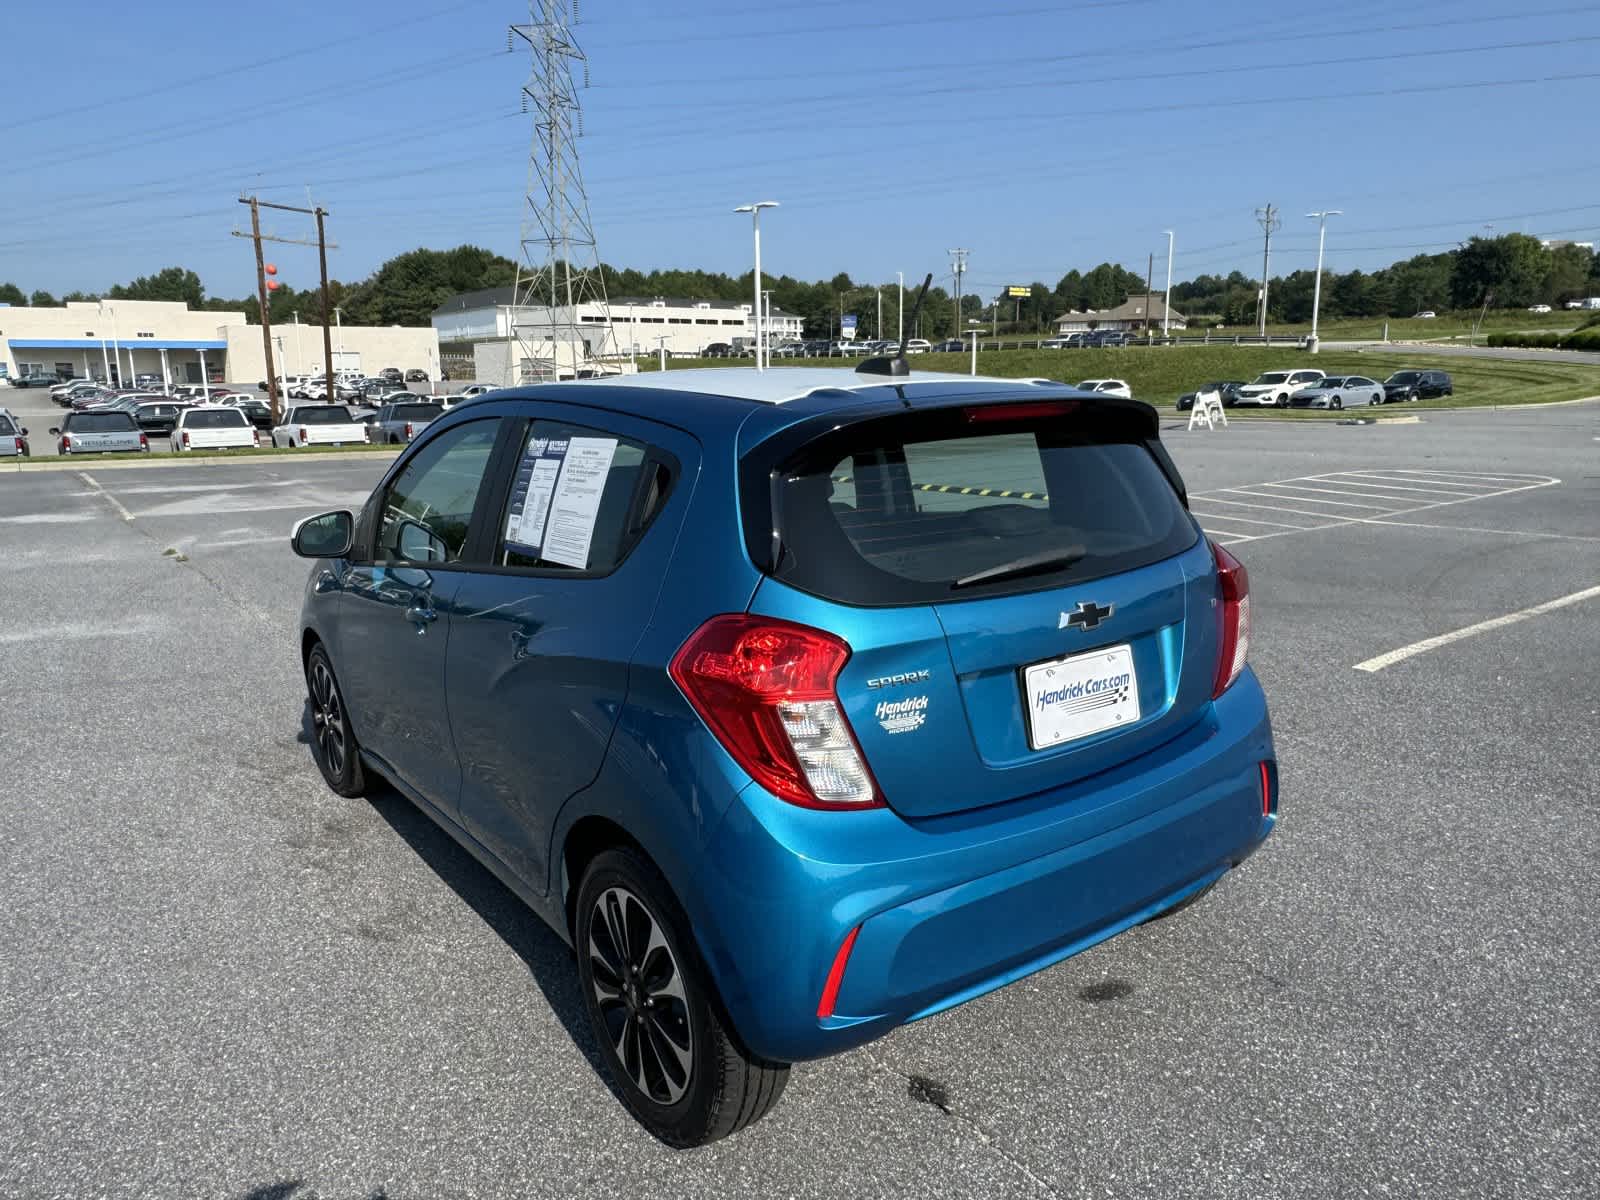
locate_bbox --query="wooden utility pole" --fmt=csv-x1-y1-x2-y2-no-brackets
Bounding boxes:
245,198,279,421
234,195,340,420
1144,252,1155,344
315,207,335,396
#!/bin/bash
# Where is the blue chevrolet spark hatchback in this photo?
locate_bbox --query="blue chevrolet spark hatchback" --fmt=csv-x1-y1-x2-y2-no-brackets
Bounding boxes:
291,363,1277,1146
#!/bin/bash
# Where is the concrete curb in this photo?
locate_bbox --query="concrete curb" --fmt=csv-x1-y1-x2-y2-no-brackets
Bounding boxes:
5,448,401,473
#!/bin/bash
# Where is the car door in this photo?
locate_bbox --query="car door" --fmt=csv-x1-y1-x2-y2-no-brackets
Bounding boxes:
445,404,697,892
337,416,506,812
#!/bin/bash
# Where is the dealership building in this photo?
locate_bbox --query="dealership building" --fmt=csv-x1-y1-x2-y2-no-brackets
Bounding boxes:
432,288,805,364
0,298,441,387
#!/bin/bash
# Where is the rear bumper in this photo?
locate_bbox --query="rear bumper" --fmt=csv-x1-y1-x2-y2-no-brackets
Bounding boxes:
695,672,1276,1063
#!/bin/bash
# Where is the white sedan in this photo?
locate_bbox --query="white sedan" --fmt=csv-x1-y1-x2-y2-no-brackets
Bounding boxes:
1528,304,1552,314
1073,378,1133,398
173,405,259,451
270,404,370,448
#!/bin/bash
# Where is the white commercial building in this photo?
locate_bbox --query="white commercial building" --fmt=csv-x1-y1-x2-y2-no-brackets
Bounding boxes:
432,288,805,362
0,298,441,387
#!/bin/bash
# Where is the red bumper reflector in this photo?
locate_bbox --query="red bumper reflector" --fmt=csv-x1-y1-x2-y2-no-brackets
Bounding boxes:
1260,761,1274,816
817,925,862,1020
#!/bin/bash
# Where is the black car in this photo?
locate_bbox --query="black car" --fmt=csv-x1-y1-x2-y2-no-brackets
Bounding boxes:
379,367,404,384
1177,380,1245,410
1087,330,1131,347
132,401,186,437
1382,369,1453,402
930,339,966,352
404,368,429,382
9,373,58,388
703,342,732,358
231,399,274,430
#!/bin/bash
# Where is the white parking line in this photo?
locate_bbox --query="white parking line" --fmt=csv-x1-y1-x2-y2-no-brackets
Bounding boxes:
1252,481,1431,504
1363,518,1600,543
76,472,135,522
1354,584,1600,672
1307,475,1486,498
1340,471,1506,492
1188,511,1310,529
1190,495,1347,522
1219,487,1393,510
1383,468,1556,485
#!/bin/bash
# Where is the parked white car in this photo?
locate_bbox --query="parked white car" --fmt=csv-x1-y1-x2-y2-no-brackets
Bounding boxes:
1413,311,1437,319
1528,304,1553,314
270,404,369,448
1233,369,1326,408
173,405,259,451
1073,378,1133,398
902,339,932,355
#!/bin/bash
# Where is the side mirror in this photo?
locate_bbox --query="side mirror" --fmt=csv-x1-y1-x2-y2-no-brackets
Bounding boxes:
291,510,354,559
49,427,60,436
396,516,447,564
20,427,28,436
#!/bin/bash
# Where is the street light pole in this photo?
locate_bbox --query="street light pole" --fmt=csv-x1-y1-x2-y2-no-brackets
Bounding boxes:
1162,230,1175,337
897,271,904,345
734,201,779,370
967,320,982,376
1306,209,1342,349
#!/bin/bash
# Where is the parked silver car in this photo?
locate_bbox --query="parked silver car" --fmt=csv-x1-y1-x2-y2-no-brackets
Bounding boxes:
0,408,30,457
368,400,443,445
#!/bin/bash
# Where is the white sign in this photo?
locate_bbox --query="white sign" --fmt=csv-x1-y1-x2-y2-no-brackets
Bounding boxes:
540,436,618,569
1023,644,1141,750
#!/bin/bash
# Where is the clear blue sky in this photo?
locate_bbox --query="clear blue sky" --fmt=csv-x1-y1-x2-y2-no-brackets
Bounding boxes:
5,0,1599,301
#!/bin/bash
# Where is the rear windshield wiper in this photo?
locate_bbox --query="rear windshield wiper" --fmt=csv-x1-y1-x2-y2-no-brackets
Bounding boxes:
951,546,1086,590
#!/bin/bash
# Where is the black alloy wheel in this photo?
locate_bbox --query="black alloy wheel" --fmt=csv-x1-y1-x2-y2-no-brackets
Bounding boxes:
1331,396,1342,410
306,644,366,797
1277,393,1289,408
575,847,789,1146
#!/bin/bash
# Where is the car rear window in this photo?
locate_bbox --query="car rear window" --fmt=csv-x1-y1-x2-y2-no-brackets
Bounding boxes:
68,412,138,432
0,416,16,435
298,406,353,424
185,409,248,429
749,401,1196,605
391,403,439,421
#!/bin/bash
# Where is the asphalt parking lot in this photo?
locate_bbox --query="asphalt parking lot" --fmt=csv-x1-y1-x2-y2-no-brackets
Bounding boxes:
3,403,1598,1198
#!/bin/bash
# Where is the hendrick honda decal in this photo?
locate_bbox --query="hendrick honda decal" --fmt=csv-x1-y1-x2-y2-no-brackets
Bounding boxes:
875,695,928,734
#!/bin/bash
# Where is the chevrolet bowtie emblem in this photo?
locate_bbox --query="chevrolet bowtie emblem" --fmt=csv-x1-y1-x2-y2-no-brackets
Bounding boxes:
1061,601,1113,631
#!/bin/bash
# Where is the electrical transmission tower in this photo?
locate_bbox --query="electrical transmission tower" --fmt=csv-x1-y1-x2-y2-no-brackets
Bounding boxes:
1254,203,1281,337
509,0,616,381
948,247,969,336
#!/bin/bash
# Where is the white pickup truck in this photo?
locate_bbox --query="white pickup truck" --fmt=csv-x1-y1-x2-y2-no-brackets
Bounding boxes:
270,404,369,448
174,405,259,451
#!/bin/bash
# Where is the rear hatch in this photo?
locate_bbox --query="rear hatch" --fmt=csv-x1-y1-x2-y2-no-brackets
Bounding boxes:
743,393,1219,820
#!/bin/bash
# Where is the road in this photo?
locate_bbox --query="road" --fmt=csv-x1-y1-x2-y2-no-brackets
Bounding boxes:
2,404,1598,1198
1323,340,1600,366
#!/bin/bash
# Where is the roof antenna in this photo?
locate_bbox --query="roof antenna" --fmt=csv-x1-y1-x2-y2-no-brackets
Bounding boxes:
856,272,932,377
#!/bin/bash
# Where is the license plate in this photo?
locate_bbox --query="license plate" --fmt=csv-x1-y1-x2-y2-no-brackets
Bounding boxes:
1022,644,1141,750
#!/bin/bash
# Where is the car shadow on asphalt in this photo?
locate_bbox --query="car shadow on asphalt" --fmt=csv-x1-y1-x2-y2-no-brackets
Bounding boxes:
294,702,631,1115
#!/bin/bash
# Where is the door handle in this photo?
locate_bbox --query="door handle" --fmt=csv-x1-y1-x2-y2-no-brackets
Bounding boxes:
405,603,438,628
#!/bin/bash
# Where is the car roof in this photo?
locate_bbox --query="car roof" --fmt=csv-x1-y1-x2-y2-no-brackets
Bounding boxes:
541,366,1064,409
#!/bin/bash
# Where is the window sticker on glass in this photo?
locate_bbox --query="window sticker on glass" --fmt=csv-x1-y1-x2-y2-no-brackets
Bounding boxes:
504,434,568,554
540,436,619,568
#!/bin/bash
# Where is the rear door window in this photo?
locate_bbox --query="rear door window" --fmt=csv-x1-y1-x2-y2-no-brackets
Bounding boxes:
298,406,353,424
185,409,248,429
493,420,672,573
0,416,16,435
753,402,1195,605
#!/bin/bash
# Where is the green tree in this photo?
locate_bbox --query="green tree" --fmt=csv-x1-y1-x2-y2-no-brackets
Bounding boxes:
62,290,100,303
1450,233,1549,308
30,290,58,307
0,282,25,306
1543,244,1594,305
338,245,519,327
109,266,205,307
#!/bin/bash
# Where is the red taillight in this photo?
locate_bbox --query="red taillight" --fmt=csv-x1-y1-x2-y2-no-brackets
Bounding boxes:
404,422,413,439
817,925,862,1019
299,426,308,442
965,400,1079,424
669,614,881,809
1210,540,1250,698
1260,761,1275,817
12,437,21,453
181,431,190,448
61,434,72,452
139,432,149,449
252,430,261,447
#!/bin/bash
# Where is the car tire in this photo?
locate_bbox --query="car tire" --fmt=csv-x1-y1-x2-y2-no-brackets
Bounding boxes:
575,846,790,1147
1370,394,1381,405
1276,394,1288,408
305,644,367,798
1331,396,1342,410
